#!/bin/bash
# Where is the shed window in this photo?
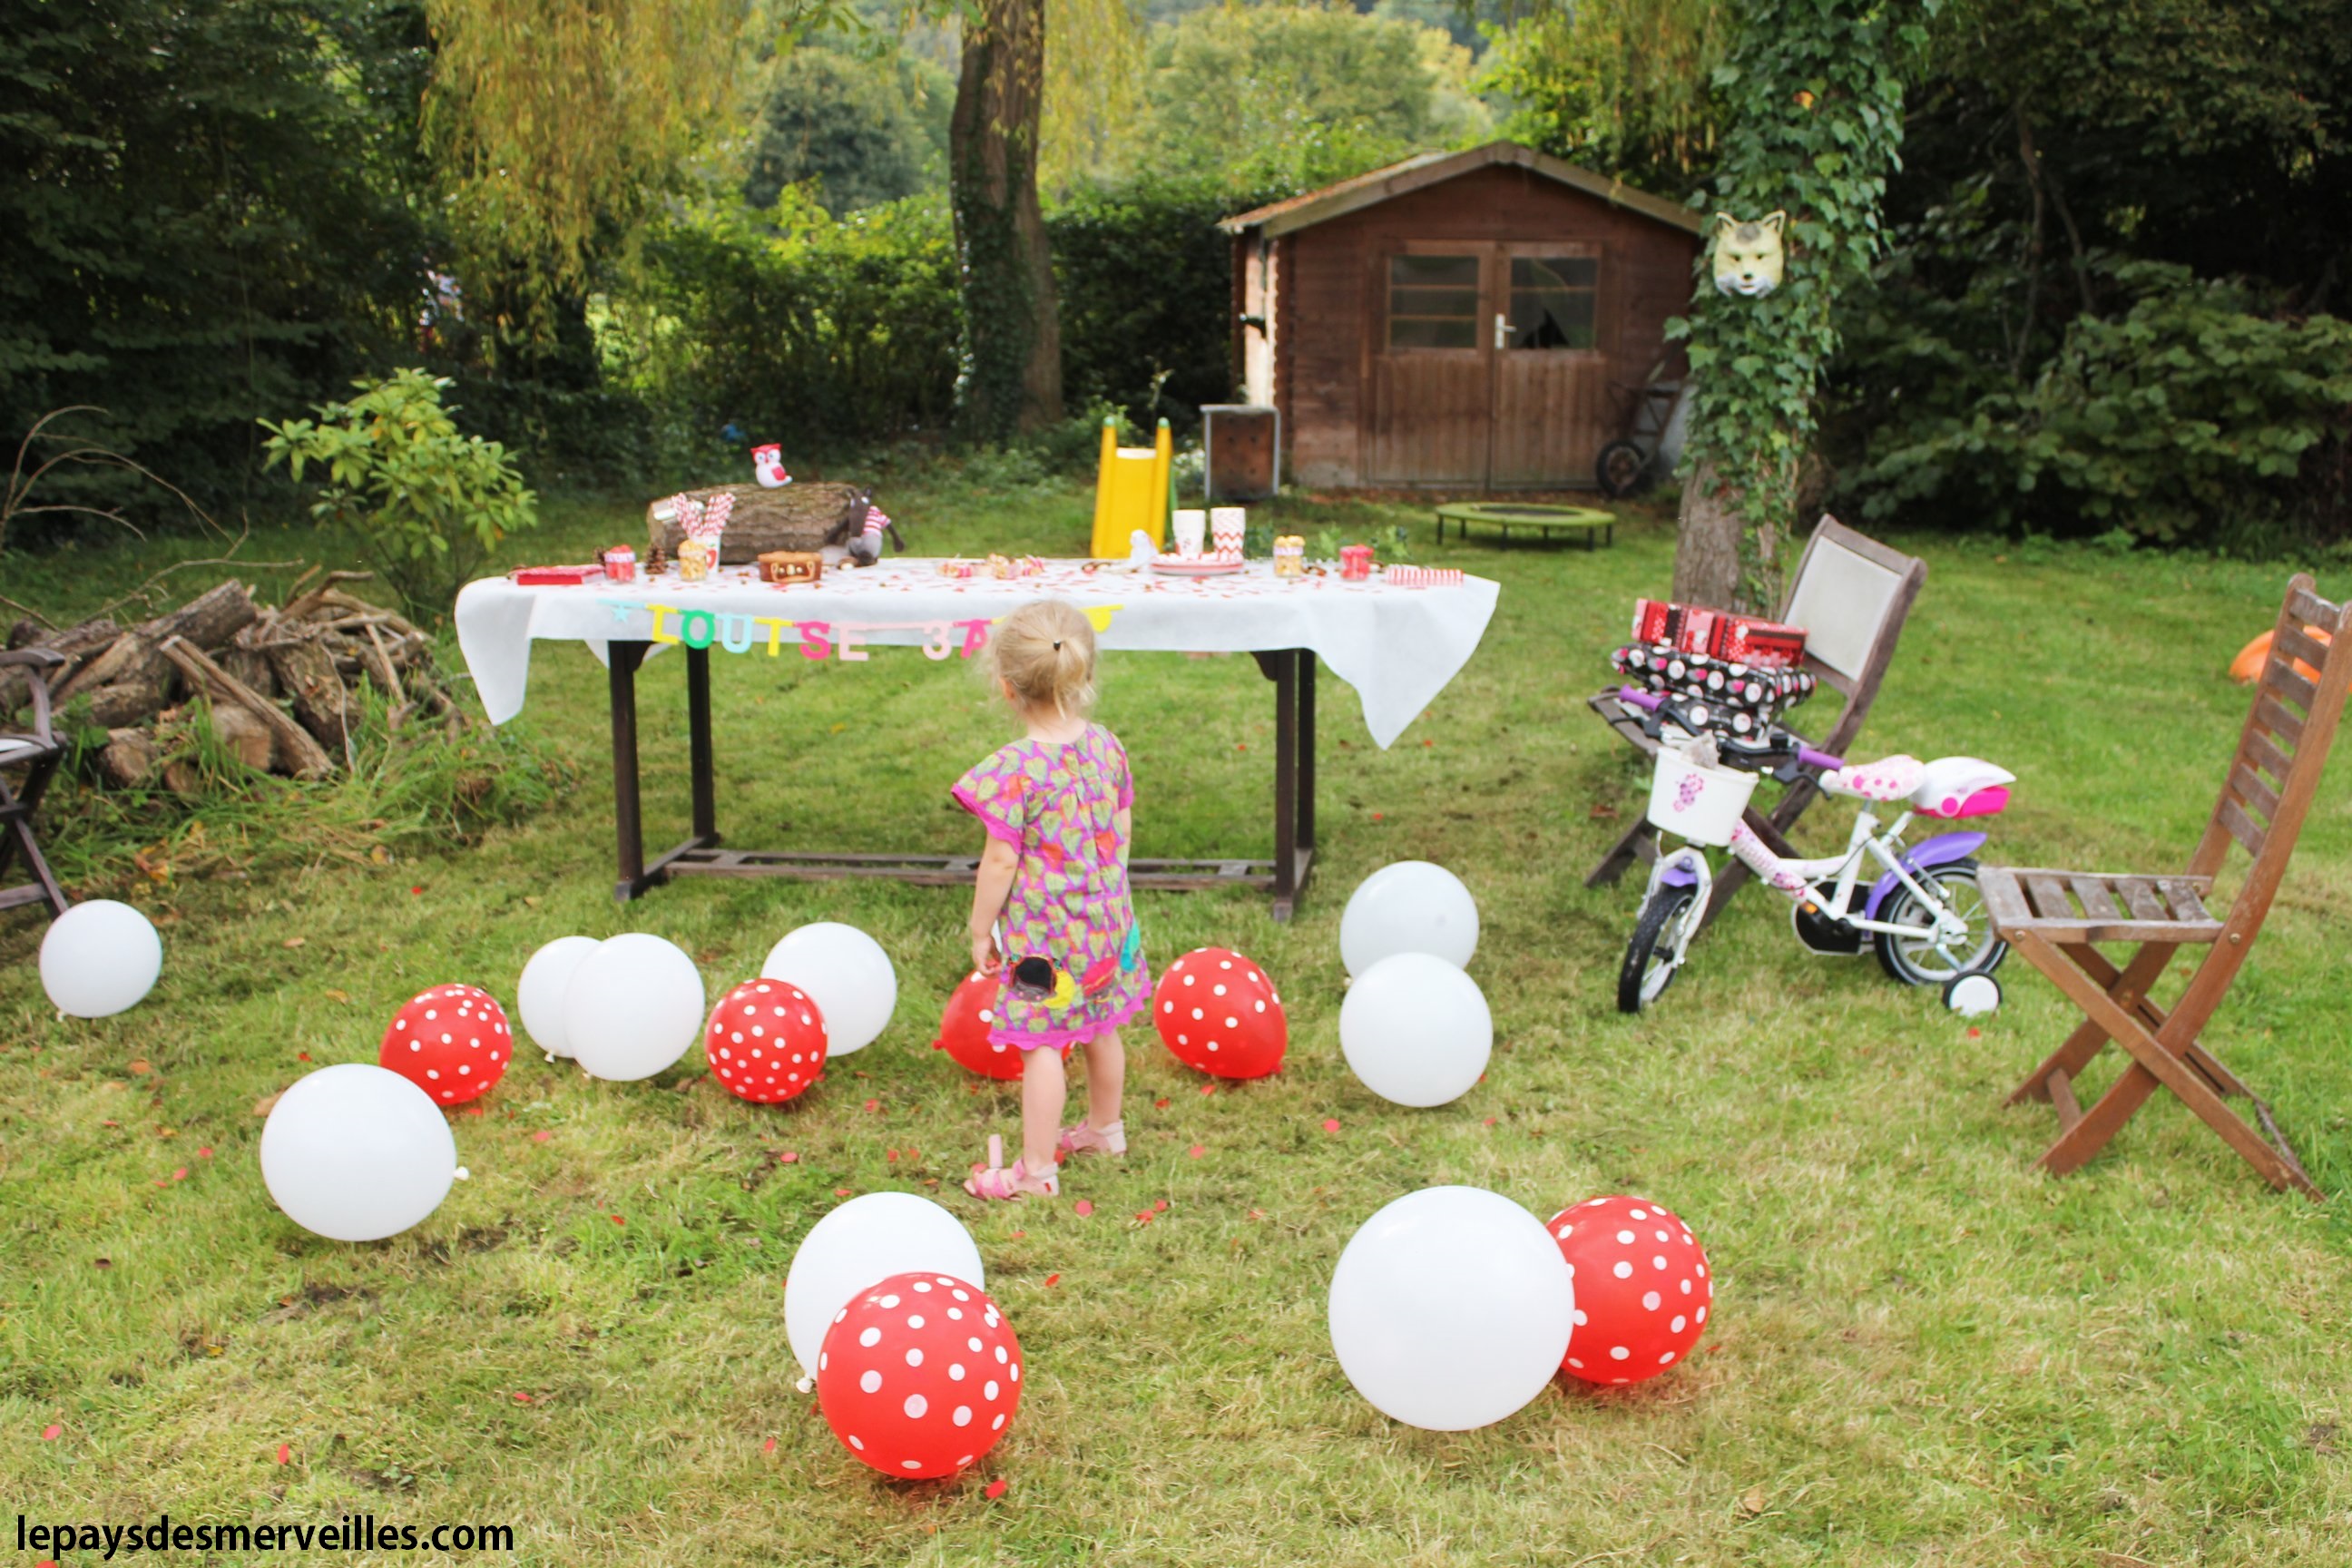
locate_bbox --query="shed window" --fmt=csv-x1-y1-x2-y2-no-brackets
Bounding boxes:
1387,255,1480,349
1508,256,1599,349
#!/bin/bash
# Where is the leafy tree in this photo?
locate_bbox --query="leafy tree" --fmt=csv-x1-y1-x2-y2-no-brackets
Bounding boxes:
0,0,433,532
742,46,946,214
949,0,1064,440
1480,0,1730,191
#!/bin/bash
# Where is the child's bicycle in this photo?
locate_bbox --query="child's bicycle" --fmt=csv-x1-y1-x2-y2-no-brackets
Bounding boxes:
1613,685,2013,1016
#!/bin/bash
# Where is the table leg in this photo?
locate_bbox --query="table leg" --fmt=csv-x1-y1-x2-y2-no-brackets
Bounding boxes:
608,640,651,902
1271,650,1298,914
687,644,718,843
1298,651,1318,854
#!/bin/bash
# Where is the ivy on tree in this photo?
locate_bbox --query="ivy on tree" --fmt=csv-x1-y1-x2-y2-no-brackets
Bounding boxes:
1671,0,1934,611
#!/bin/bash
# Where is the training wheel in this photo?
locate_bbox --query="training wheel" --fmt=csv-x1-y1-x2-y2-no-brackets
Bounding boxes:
1943,972,2002,1017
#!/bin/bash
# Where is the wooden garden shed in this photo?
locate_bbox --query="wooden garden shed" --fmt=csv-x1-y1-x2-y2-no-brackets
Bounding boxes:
1221,141,1704,490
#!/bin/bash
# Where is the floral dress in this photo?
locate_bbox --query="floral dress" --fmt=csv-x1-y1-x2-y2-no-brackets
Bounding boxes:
952,725,1149,1049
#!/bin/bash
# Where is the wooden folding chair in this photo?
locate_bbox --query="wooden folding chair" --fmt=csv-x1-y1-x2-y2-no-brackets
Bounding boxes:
1586,515,1928,925
1981,575,2351,1199
0,648,71,919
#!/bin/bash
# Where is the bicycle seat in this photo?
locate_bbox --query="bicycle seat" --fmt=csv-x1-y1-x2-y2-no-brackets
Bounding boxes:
1819,755,1925,802
1910,756,2015,818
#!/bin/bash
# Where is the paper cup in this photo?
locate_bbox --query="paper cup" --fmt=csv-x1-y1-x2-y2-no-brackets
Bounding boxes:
1210,507,1246,555
1172,510,1206,557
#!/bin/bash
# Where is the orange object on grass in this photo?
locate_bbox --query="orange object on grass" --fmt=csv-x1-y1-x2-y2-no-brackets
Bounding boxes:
2230,627,2331,684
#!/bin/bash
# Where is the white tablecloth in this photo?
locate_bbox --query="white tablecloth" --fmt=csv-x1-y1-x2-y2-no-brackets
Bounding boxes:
454,557,1499,749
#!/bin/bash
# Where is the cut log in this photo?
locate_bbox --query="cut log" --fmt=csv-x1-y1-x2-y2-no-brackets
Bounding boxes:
8,618,44,649
358,623,405,701
154,636,334,780
34,616,122,661
86,671,172,728
645,482,872,564
280,570,377,622
210,701,277,771
265,637,350,753
162,759,203,796
58,631,166,706
97,728,158,788
220,647,278,697
138,579,256,652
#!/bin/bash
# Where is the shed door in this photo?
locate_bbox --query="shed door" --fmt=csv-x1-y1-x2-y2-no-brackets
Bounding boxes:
1489,243,1611,487
1364,241,1612,488
1366,249,1492,485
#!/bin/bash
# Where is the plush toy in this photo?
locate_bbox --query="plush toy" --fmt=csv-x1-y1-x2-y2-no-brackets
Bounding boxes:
1710,212,1787,298
752,444,791,488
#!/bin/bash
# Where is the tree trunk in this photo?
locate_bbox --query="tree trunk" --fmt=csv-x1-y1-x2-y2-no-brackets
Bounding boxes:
949,0,1063,442
1671,463,1748,608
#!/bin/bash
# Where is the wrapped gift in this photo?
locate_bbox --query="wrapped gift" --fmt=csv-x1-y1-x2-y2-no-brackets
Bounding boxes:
1632,598,1806,669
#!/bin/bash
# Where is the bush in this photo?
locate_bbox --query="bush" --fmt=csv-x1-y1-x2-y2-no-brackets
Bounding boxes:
1834,262,2352,546
260,370,540,613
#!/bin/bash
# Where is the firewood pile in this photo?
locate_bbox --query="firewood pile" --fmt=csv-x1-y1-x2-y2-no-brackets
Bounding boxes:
4,571,467,790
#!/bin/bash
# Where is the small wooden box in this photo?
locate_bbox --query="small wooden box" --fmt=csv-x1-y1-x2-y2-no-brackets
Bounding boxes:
758,550,824,585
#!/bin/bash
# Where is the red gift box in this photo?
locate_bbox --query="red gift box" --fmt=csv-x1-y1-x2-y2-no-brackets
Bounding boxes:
511,564,603,586
1632,598,1806,669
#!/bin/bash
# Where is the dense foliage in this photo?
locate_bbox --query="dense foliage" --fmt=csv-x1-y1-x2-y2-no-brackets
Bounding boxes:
0,0,432,535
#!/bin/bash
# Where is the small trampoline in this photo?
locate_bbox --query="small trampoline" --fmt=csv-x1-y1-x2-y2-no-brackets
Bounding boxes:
1432,503,1616,549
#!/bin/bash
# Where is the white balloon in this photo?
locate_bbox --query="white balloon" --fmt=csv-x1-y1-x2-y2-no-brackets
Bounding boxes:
260,1064,457,1242
760,922,897,1055
1338,952,1491,1108
1340,860,1479,975
786,1192,985,1378
564,934,705,1082
1328,1186,1574,1430
516,936,601,1057
38,899,162,1018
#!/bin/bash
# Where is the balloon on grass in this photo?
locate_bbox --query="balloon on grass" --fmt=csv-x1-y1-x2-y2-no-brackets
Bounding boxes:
934,969,1023,1080
1338,952,1491,1107
1339,860,1478,975
705,977,828,1102
39,899,162,1018
377,984,514,1106
260,1063,458,1241
1152,947,1287,1079
516,936,600,1058
1548,1195,1712,1385
762,923,897,1055
1328,1186,1573,1430
564,934,704,1082
817,1271,1021,1478
786,1192,985,1382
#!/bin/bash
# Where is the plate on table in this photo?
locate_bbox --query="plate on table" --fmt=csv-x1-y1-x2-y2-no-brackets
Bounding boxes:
1152,555,1247,577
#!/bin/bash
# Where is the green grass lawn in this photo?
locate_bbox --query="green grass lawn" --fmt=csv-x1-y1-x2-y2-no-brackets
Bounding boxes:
5,475,2348,1565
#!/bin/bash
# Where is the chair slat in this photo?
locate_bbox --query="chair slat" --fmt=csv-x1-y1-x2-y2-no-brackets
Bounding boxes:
2254,693,2305,748
2069,877,2122,919
2268,660,2320,714
2118,879,2171,923
2228,763,2282,825
2157,877,2214,924
2275,622,2334,675
2244,727,2293,788
1979,869,2033,932
2218,797,2269,858
2288,583,2338,627
2025,873,2076,920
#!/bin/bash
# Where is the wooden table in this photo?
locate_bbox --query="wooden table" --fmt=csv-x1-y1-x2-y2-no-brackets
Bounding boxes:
1434,502,1615,549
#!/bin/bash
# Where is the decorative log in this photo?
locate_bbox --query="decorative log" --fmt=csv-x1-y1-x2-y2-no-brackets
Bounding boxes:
97,729,158,788
210,701,277,771
155,636,334,780
645,482,871,564
265,637,350,753
137,579,256,652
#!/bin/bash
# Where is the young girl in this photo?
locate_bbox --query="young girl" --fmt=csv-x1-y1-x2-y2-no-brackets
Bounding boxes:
954,600,1147,1200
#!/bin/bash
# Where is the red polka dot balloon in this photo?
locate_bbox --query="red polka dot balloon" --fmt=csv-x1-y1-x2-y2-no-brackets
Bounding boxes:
377,984,513,1106
1152,947,1286,1079
816,1270,1022,1479
934,969,1023,1080
704,978,828,1102
1548,1195,1712,1386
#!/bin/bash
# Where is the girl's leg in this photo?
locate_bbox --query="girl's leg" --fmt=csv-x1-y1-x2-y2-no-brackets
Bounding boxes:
1081,1027,1125,1132
1021,1046,1067,1178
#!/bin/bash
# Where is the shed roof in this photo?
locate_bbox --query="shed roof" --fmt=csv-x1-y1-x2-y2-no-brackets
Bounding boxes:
1220,140,1705,240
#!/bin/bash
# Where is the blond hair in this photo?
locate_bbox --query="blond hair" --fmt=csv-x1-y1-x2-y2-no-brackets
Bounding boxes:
991,599,1097,718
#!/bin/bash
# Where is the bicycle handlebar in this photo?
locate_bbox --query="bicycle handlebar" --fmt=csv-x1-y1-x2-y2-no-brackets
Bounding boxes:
1615,686,1846,775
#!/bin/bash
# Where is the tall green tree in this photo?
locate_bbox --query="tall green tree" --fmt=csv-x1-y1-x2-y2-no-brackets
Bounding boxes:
949,0,1063,439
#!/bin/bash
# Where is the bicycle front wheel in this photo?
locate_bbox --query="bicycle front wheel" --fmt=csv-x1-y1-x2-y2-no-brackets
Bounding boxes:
1619,884,1698,1014
1874,859,2007,986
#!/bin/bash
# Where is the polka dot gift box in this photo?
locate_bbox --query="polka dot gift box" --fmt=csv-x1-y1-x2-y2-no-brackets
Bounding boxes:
377,984,513,1106
1546,1195,1712,1386
1151,946,1287,1080
703,978,828,1103
816,1271,1022,1479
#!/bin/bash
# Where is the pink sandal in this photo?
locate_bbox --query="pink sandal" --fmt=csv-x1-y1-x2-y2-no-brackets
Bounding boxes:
965,1135,1059,1201
1055,1119,1127,1161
